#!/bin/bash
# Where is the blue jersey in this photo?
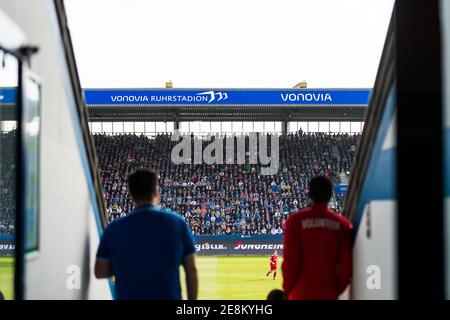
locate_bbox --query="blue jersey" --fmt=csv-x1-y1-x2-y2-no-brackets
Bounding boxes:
96,204,196,300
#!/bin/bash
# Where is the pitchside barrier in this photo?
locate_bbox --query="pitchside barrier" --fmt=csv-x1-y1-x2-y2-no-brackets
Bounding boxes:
194,235,283,256
0,234,283,256
0,235,15,257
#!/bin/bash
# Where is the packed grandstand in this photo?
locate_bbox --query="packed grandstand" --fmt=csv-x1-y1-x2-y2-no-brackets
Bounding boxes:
0,130,360,236
0,131,16,235
94,131,359,235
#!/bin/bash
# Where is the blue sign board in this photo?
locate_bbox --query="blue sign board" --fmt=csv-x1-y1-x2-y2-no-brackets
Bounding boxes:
0,87,17,105
83,88,371,106
335,183,349,195
1,88,372,106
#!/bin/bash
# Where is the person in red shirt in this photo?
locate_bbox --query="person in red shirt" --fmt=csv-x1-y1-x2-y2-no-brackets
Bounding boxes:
282,176,353,300
266,250,278,280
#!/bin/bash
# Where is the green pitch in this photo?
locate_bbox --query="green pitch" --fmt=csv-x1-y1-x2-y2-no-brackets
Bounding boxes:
0,256,281,300
0,257,14,300
180,256,283,300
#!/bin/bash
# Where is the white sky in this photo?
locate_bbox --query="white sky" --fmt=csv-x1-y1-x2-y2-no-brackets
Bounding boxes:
64,0,394,89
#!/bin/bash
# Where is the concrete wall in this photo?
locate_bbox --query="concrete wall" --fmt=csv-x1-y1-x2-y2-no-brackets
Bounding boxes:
0,0,111,299
352,200,397,299
350,90,397,299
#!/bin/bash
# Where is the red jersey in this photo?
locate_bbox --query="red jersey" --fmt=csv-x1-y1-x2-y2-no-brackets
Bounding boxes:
270,254,278,271
282,203,353,300
270,254,278,265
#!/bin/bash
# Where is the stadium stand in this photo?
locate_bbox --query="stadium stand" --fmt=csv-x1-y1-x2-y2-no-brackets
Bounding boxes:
93,131,360,235
0,131,16,235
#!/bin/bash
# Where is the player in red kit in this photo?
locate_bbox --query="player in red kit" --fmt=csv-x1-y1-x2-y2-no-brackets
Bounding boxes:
282,176,353,300
266,250,278,280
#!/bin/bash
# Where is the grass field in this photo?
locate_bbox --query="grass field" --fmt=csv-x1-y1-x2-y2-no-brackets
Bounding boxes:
0,256,280,300
180,256,283,300
0,257,14,300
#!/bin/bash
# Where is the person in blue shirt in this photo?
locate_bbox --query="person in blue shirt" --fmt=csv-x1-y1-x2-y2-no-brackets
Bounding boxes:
94,168,198,300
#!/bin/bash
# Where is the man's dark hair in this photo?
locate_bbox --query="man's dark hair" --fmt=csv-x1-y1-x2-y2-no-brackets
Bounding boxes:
127,168,158,201
267,289,285,300
308,176,333,203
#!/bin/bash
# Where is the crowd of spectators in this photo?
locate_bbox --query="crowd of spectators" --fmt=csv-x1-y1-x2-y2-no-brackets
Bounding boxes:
94,131,360,235
0,131,16,235
0,130,359,236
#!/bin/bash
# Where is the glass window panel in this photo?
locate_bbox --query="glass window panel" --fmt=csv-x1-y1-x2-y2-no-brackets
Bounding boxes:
201,121,211,133
189,121,200,133
319,122,329,132
330,122,340,132
179,122,189,133
102,122,112,133
298,122,308,132
113,122,123,133
243,122,254,133
210,122,221,133
232,121,242,133
351,122,361,133
145,122,155,133
222,122,232,133
134,122,145,133
156,122,166,133
264,121,275,133
5,121,17,132
123,122,134,133
91,122,102,133
288,122,297,133
340,122,351,133
254,121,264,132
166,122,174,133
274,122,282,133
308,122,319,132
